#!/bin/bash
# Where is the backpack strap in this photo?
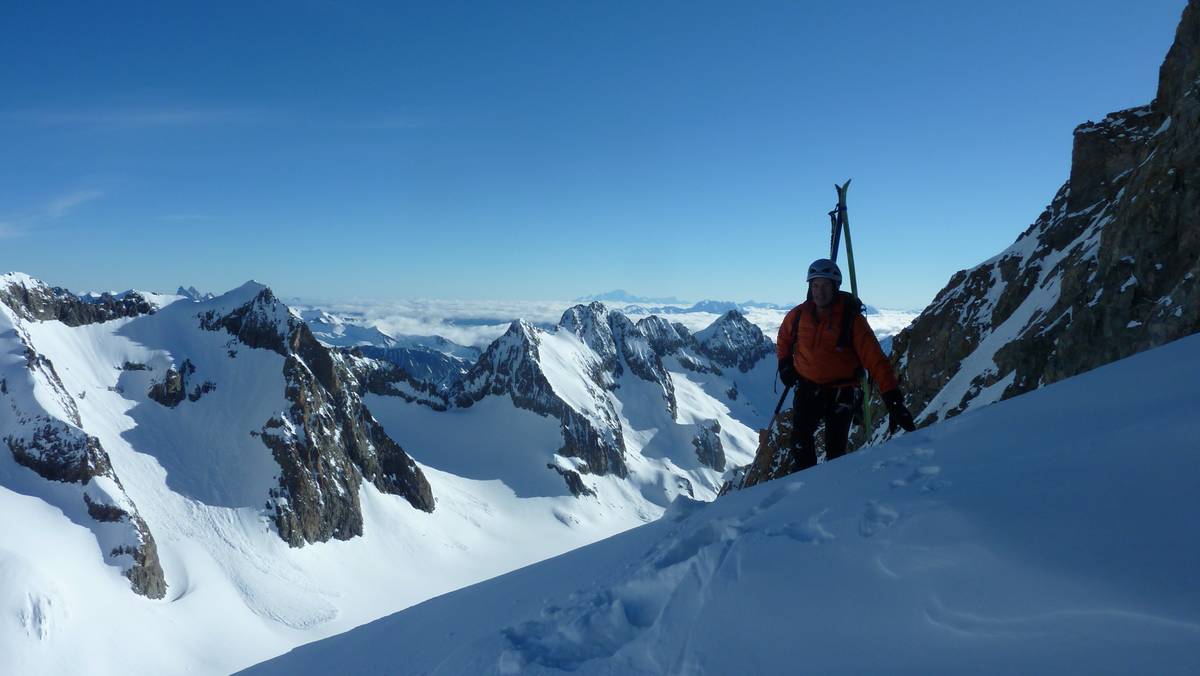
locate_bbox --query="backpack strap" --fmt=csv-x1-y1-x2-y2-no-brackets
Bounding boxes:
836,292,862,349
790,304,804,357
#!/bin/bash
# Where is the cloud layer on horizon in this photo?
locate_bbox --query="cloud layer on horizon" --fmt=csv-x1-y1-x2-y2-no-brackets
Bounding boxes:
282,298,906,350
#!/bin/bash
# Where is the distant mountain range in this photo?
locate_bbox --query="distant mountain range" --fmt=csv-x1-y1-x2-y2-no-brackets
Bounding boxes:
575,290,684,304
622,298,882,316
0,270,793,674
579,291,792,313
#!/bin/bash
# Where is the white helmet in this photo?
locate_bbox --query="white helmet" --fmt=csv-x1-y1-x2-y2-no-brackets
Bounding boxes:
806,258,842,286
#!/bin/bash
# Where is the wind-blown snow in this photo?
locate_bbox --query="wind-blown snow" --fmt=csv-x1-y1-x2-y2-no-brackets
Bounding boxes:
245,333,1200,675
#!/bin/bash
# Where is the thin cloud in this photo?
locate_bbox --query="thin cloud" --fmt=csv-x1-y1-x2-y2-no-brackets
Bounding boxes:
0,106,259,130
159,213,215,223
46,189,104,218
350,114,426,130
284,297,794,349
0,106,432,133
0,188,105,237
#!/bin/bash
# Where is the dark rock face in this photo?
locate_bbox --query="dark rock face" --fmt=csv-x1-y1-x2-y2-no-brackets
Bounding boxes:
636,318,720,374
691,421,726,471
83,492,128,522
7,417,112,484
886,1,1200,430
148,360,216,407
197,296,436,547
547,463,596,497
199,287,291,355
117,515,167,599
0,275,154,326
346,351,448,410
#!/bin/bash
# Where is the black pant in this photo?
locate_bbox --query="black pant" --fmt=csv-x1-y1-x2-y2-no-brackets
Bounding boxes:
789,381,860,472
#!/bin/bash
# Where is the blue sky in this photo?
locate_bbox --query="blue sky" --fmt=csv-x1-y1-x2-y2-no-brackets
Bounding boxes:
0,1,1186,308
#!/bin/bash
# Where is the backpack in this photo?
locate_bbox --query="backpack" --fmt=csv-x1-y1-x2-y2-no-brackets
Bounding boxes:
789,291,862,352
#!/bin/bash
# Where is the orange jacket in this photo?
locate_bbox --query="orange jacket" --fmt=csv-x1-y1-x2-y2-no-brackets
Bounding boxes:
776,295,898,393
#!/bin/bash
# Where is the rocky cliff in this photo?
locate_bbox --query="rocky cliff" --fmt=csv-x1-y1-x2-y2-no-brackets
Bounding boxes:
892,0,1198,427
729,0,1199,492
198,287,435,546
2,276,435,595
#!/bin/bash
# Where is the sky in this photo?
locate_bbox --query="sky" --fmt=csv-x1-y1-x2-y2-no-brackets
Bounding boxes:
0,0,1187,309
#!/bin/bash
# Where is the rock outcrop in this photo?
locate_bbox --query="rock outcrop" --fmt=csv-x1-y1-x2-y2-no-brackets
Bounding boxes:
691,420,726,471
147,359,215,407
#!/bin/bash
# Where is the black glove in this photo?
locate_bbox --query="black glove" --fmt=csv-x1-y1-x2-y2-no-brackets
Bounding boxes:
882,389,916,433
778,358,798,388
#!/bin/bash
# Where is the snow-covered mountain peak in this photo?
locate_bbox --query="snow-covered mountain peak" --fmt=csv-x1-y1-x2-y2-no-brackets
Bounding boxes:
193,284,301,356
559,300,610,324
635,315,690,354
505,317,542,345
1,271,43,289
558,302,618,366
211,279,272,307
687,299,741,314
693,310,773,372
300,308,342,325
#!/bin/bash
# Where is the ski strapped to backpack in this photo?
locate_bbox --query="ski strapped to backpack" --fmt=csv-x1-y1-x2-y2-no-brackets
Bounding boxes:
830,180,874,431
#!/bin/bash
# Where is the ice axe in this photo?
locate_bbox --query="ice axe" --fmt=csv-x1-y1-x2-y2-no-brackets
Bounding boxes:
757,384,792,448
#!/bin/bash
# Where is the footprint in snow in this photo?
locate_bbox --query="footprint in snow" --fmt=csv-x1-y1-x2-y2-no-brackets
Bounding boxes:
859,500,899,538
652,519,741,571
891,465,943,489
765,510,835,545
755,481,806,512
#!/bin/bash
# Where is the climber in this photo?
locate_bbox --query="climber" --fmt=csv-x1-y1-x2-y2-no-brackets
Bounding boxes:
776,258,916,471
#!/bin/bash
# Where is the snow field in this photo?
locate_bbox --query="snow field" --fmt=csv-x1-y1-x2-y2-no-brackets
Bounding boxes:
245,333,1200,675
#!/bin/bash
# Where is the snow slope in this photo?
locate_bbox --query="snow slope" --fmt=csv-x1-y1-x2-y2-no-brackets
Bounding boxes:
245,333,1200,675
0,280,655,675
